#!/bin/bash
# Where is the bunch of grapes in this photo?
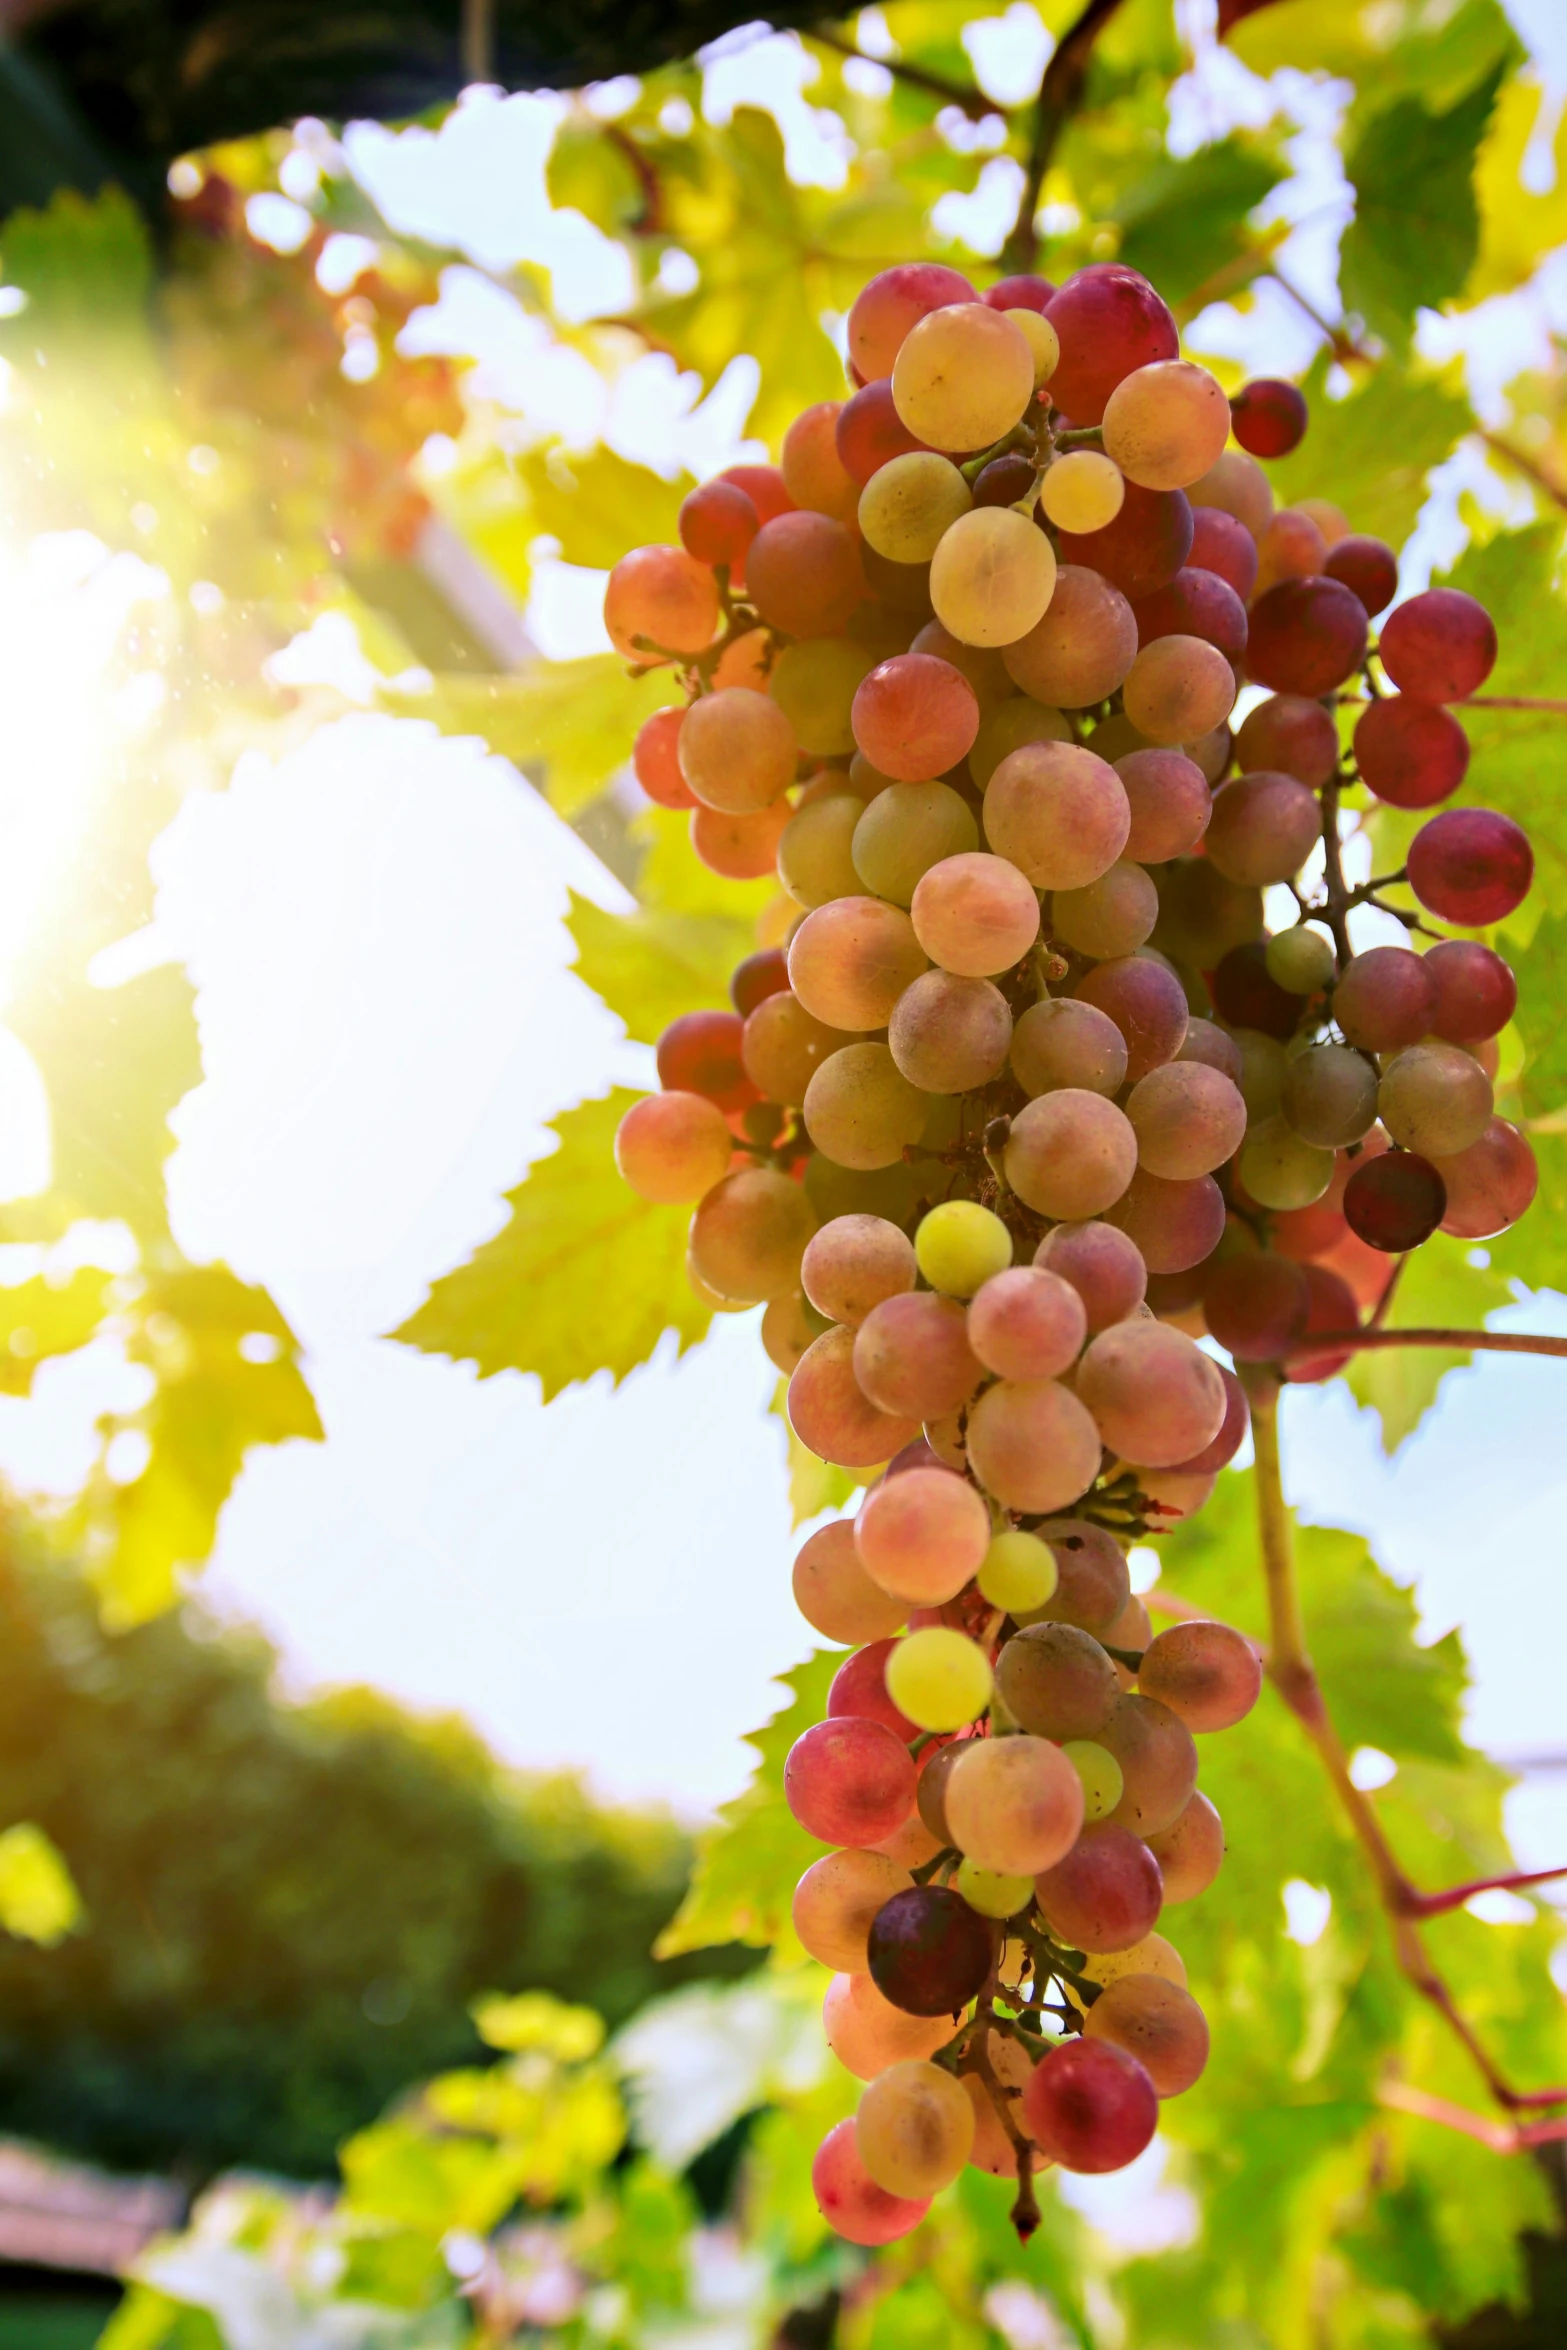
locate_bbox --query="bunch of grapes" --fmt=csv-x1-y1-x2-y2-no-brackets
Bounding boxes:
605,258,1536,2236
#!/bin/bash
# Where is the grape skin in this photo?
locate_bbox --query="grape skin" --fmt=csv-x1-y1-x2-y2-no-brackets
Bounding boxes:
965,1378,1104,1514
856,2059,976,2196
970,695,1072,787
1115,748,1212,862
1121,633,1236,746
779,793,864,908
855,1464,993,1605
1102,359,1231,490
944,1732,1085,1876
1078,1315,1226,1467
804,1041,930,1170
1137,1620,1263,1732
794,1848,914,1971
1025,1519,1132,1636
1021,2036,1159,2174
1145,1790,1225,1902
1074,955,1190,1083
1035,1824,1164,1952
790,1325,922,1467
1234,692,1339,787
1378,1040,1494,1158
802,1214,917,1327
793,1519,908,1645
1084,1973,1209,2096
892,303,1035,452
813,2117,931,2244
911,851,1042,977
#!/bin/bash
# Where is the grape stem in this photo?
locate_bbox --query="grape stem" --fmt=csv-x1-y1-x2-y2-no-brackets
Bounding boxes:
1379,2080,1567,2152
1282,1327,1567,1363
1244,1368,1567,2115
965,2000,1044,2238
809,25,1000,122
1000,0,1130,273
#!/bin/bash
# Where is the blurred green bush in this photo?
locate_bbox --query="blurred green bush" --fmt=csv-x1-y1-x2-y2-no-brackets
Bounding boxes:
0,1524,751,2182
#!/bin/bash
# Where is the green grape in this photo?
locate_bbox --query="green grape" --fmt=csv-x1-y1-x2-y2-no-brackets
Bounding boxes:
930,508,1057,649
852,781,978,907
1061,1739,1125,1822
1232,1028,1288,1121
1264,925,1336,995
804,1041,929,1171
954,1860,1034,1919
1237,1114,1335,1210
976,1528,1059,1612
1051,861,1159,960
778,793,864,908
1005,307,1059,386
770,637,879,757
1279,1043,1378,1148
969,694,1071,789
885,1627,995,1731
916,1201,1014,1296
859,451,973,564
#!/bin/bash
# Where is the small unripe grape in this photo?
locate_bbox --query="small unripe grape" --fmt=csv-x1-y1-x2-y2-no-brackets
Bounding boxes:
1012,998,1129,1099
977,1528,1059,1612
916,1201,1014,1297
892,303,1035,451
855,2059,975,2199
955,1861,1035,1918
859,451,973,564
615,1090,734,1203
1052,860,1160,959
1039,450,1126,533
1265,926,1336,995
1238,1115,1336,1211
1102,359,1231,491
945,1731,1084,1876
886,1628,994,1731
1121,634,1235,746
966,1378,1104,1514
1378,1039,1494,1158
794,1848,914,1971
853,781,978,905
1280,1043,1379,1149
1005,306,1060,385
1061,1739,1125,1821
930,506,1058,648
969,695,1071,788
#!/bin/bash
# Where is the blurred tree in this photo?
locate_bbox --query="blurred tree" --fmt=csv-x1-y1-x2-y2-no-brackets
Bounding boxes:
0,1521,750,2183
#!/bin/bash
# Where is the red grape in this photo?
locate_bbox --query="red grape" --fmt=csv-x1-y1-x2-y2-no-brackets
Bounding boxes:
1379,587,1497,701
730,947,790,1018
1166,1363,1247,1473
1210,942,1303,1041
1246,576,1369,695
633,706,695,808
1354,697,1469,809
1133,568,1248,662
1056,481,1194,601
1035,1219,1148,1333
867,1884,993,2015
1104,1167,1226,1276
1202,1251,1309,1360
1036,1825,1163,1953
746,512,865,637
1138,1620,1262,1732
1422,939,1516,1042
1205,771,1321,888
1075,955,1190,1082
849,262,977,382
1115,748,1212,863
1022,2036,1159,2173
790,1326,922,1469
985,273,1055,312
836,379,930,486
972,451,1040,507
679,478,759,569
830,1640,919,1742
854,1291,985,1420
1332,946,1434,1052
657,1009,759,1113
852,653,980,781
785,1716,917,1845
1325,534,1398,616
813,2118,930,2244
1435,1118,1538,1238
1234,693,1338,789
1229,377,1308,458
1045,265,1179,425
1407,808,1533,925
1343,1151,1447,1252
1188,505,1258,599
719,463,794,524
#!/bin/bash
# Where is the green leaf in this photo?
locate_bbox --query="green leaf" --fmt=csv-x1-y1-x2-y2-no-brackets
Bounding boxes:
5,966,202,1237
568,892,752,1043
0,1822,85,1945
1340,64,1506,351
1511,909,1567,1117
387,659,681,817
1343,1232,1511,1452
0,185,153,337
1266,354,1471,551
547,119,647,235
517,444,691,573
0,1267,112,1394
92,1267,322,1630
655,1650,838,1959
393,1090,712,1399
769,1376,860,1529
1113,136,1286,312
472,1990,606,2059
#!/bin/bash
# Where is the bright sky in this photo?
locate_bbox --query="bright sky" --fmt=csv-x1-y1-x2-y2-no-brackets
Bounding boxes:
5,10,1567,1864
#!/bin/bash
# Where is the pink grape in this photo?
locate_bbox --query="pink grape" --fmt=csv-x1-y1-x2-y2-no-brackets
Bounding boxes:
657,1008,756,1112
1100,1693,1199,1837
1125,1060,1247,1181
1325,534,1398,616
1011,997,1129,1099
1246,576,1369,696
1084,1973,1210,2096
1004,1090,1138,1220
1077,1318,1227,1466
1115,748,1212,863
1407,808,1533,925
1165,1364,1247,1474
967,1266,1088,1381
852,653,980,780
1434,1119,1539,1238
943,1733,1084,1876
785,1716,916,1845
835,378,930,485
746,512,864,637
1032,1518,1132,1635
719,463,793,522
1045,265,1179,425
793,1520,907,1645
889,969,1012,1093
1022,2036,1159,2173
1379,586,1497,701
605,544,720,663
856,1465,992,1606
813,2117,930,2244
849,262,977,382
1035,1220,1148,1333
790,1326,921,1467
1002,564,1139,709
782,401,859,521
1177,1019,1243,1083
1234,693,1339,788
985,271,1055,312
1075,955,1189,1083
1138,1620,1262,1732
788,897,929,1031
1421,940,1514,1044
984,740,1130,892
1230,376,1307,458
689,1166,814,1301
679,478,759,568
1354,697,1469,808
1146,1789,1225,1902
614,1090,734,1204
824,1971,953,2077
1189,504,1258,598
1283,1263,1363,1383
1056,480,1194,601
1104,1167,1226,1276
1205,771,1321,888
854,1291,985,1420
633,706,696,809
1333,947,1434,1052
1202,1251,1309,1360
802,1214,918,1327
1036,1825,1163,1953
965,1379,1104,1515
1133,567,1248,662
911,852,1042,978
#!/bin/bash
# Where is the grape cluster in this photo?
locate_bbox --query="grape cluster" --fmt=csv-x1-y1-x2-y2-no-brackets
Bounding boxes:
605,256,1536,2235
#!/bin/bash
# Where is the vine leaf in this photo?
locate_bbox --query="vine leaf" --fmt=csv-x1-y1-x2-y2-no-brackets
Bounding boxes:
1340,64,1506,352
1265,354,1470,551
568,894,752,1044
393,1090,711,1398
1343,1235,1510,1455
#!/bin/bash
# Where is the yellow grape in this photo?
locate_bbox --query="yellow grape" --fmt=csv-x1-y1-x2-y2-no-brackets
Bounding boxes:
969,694,1071,788
930,508,1057,649
1101,360,1231,492
1121,636,1236,747
855,2059,975,2197
1050,861,1159,960
944,1732,1084,1875
778,794,864,908
885,1627,995,1731
892,303,1035,451
915,1200,1014,1297
1038,450,1124,534
1060,1739,1124,1821
1078,1931,1187,1994
955,1859,1034,1918
770,638,878,756
1005,308,1060,386
804,1041,929,1172
976,1528,1058,1612
852,781,978,907
859,451,973,564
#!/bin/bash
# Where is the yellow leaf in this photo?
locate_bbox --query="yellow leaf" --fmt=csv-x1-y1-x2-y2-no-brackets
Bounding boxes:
0,1823,85,1946
1468,73,1567,301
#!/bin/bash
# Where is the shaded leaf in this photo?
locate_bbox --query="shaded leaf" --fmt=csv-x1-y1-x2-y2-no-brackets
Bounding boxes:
1114,136,1286,312
1512,909,1567,1118
1267,353,1471,551
393,1090,712,1398
1340,65,1505,351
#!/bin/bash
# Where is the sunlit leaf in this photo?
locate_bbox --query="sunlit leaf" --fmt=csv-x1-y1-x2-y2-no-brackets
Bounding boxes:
1266,354,1471,550
568,891,751,1042
0,1822,84,1946
1342,1232,1510,1452
387,658,680,816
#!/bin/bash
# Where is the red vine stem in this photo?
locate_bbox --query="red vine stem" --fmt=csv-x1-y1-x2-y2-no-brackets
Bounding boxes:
1281,1328,1567,1362
1001,0,1127,272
